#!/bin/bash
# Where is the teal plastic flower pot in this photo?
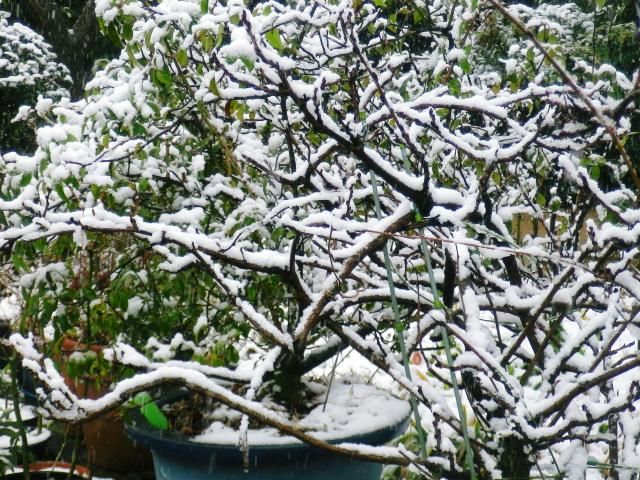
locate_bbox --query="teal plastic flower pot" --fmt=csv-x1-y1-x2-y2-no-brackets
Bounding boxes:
126,390,410,480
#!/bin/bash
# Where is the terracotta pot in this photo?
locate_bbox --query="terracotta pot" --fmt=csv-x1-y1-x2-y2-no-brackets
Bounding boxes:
84,410,154,472
58,336,153,472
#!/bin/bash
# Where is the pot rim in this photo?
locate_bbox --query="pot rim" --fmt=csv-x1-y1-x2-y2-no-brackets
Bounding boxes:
6,461,91,479
126,384,410,461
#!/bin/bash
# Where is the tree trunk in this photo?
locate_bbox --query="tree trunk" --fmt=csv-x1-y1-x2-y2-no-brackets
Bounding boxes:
498,436,533,480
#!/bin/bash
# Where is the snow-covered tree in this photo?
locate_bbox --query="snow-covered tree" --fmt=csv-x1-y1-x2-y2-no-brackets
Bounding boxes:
3,0,640,478
1,0,118,97
0,11,70,152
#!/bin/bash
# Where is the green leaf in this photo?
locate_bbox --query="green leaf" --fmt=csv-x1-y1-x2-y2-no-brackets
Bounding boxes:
265,29,284,51
108,289,129,311
133,393,169,430
152,68,172,87
460,57,471,74
81,287,98,302
240,56,254,71
20,173,32,187
198,31,214,52
526,48,535,63
11,251,26,272
144,29,154,50
400,77,409,101
270,226,286,244
157,68,172,86
215,24,225,48
200,0,209,13
106,22,122,47
208,77,220,96
147,101,161,116
447,77,461,95
125,45,139,67
122,21,133,41
33,237,47,253
139,177,150,192
55,183,69,204
132,122,146,137
224,345,240,364
247,284,257,302
176,49,189,67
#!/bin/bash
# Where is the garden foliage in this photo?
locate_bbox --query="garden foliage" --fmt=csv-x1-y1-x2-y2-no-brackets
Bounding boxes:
2,0,640,478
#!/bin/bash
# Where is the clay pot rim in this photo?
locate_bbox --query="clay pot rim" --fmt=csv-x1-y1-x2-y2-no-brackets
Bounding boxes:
60,336,105,354
9,461,91,478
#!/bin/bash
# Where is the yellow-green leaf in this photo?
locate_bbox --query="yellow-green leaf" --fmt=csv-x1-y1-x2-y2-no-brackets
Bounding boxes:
215,24,225,48
176,49,189,67
198,31,214,52
265,29,284,51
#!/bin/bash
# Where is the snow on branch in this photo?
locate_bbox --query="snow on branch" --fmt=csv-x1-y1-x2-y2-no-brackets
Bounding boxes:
3,0,640,477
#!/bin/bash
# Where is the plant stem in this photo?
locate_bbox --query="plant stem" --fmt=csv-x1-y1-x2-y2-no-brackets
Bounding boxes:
322,349,340,412
370,171,427,457
421,240,477,480
9,354,30,480
67,424,82,480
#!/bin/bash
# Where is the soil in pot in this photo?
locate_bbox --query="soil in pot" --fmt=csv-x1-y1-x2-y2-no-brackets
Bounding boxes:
127,381,411,480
